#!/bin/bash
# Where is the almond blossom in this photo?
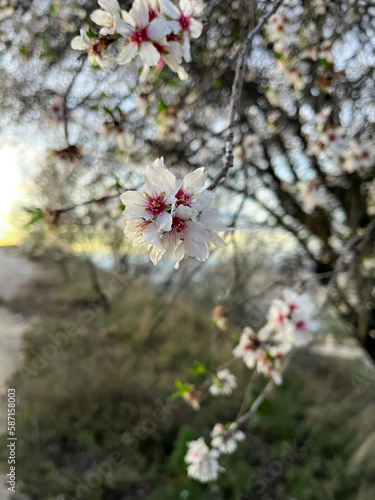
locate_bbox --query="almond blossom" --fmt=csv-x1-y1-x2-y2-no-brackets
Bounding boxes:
232,327,263,369
210,423,245,454
120,159,226,267
184,438,224,483
71,29,112,70
90,0,126,36
117,0,169,67
209,368,237,397
161,0,203,62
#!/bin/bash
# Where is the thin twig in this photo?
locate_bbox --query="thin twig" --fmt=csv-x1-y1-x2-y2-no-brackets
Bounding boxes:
208,0,285,190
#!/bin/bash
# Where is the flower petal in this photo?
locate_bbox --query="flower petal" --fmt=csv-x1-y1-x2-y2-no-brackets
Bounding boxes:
91,9,112,27
120,190,146,214
160,0,180,19
117,42,138,64
131,0,149,28
183,167,206,191
148,18,169,40
156,211,173,232
139,42,161,66
99,0,120,14
189,18,203,38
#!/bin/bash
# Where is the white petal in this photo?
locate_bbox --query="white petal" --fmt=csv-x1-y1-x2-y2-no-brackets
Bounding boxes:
183,167,206,191
120,190,145,214
144,223,165,251
160,0,180,19
179,0,192,13
149,245,164,265
209,233,226,248
131,0,149,28
189,18,203,38
193,191,213,211
139,64,151,83
71,32,89,51
117,42,138,64
181,31,191,62
121,10,136,28
199,209,218,227
148,18,169,40
144,163,176,195
139,42,161,66
156,211,172,232
91,9,113,27
99,0,120,14
185,221,209,243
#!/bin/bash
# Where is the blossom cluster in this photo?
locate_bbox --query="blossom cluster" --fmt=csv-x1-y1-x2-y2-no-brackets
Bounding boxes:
184,289,319,483
120,158,226,268
300,106,375,174
233,289,319,384
71,0,203,82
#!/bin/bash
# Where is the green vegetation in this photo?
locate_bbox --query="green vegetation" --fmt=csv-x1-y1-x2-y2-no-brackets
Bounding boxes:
1,256,374,500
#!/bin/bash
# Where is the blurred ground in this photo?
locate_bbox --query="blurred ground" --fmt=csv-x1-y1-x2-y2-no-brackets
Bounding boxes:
0,246,42,499
0,250,374,499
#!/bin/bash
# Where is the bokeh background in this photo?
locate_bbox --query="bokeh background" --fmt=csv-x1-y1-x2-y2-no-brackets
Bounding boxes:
0,0,375,499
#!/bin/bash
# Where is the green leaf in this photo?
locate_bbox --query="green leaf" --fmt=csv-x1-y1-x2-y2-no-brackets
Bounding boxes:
49,4,56,14
157,99,168,112
232,332,240,340
90,104,99,111
86,27,97,39
119,204,125,212
110,173,122,189
189,361,206,377
24,208,43,227
170,380,191,400
18,46,27,57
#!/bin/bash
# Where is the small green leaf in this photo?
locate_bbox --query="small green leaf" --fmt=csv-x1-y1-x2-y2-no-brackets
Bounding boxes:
189,361,206,377
232,332,240,340
24,207,43,227
119,204,125,212
86,27,97,39
49,4,56,14
157,99,168,112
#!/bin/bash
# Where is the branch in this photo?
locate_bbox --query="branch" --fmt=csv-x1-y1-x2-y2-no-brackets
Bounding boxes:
208,0,285,190
316,219,375,316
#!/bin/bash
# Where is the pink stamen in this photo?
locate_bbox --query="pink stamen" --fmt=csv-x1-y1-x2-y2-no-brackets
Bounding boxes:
171,217,186,234
296,320,305,330
167,32,182,42
277,312,284,323
175,188,193,207
145,194,166,216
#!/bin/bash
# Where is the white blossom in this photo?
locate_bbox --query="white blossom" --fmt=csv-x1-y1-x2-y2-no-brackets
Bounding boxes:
210,423,245,454
209,368,237,397
232,327,263,369
185,438,224,483
71,29,112,70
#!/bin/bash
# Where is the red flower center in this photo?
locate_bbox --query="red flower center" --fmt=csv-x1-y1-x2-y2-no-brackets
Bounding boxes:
179,13,190,31
146,194,166,216
296,320,305,330
131,27,149,46
167,32,182,42
328,133,336,142
171,217,186,234
175,188,192,207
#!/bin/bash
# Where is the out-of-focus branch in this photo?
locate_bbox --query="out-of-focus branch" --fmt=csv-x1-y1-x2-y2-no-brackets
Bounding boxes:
316,219,375,316
63,57,85,145
208,0,285,190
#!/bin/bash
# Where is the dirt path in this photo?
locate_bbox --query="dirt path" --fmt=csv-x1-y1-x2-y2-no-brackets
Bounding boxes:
0,246,40,498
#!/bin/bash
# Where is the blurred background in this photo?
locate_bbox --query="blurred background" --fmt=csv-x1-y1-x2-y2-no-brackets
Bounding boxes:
0,0,375,499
